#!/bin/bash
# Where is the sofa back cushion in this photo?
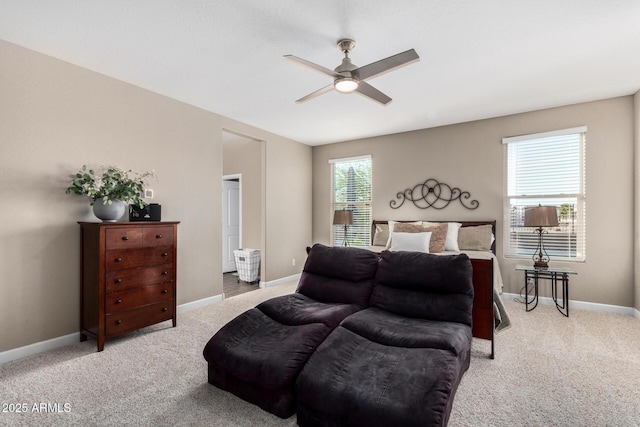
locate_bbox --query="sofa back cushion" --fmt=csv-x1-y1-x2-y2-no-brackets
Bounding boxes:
370,251,474,325
296,244,379,307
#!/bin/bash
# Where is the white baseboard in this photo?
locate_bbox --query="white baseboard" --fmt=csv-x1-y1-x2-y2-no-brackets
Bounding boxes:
176,294,224,313
634,308,640,320
501,293,637,316
0,332,80,366
259,273,301,288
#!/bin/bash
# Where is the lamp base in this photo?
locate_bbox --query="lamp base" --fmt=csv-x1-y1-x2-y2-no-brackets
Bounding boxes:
342,224,349,247
532,227,550,269
534,260,549,269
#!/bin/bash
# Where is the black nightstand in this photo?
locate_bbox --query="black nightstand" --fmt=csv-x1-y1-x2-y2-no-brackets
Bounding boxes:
516,265,577,317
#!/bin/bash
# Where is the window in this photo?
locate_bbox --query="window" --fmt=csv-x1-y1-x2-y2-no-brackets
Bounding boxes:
330,155,372,247
503,127,586,262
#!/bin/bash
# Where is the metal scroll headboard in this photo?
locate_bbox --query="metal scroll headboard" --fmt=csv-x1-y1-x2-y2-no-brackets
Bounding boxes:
389,178,479,210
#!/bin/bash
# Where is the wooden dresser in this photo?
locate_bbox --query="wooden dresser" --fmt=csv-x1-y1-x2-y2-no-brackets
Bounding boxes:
78,221,179,351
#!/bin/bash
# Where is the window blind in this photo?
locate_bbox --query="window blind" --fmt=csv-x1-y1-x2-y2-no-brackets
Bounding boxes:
503,128,586,261
330,156,372,247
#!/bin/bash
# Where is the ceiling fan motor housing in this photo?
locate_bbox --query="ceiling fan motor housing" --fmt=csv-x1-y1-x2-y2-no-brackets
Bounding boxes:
334,39,359,92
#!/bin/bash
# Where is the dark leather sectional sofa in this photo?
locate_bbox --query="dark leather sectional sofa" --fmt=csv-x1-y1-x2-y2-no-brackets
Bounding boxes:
203,243,474,426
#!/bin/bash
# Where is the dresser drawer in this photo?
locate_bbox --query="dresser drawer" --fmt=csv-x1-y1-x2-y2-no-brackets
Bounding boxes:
142,226,174,247
105,300,175,336
106,282,174,313
105,246,174,270
106,265,174,292
105,227,143,249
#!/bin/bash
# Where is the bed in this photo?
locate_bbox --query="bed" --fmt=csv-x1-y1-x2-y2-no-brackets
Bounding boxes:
367,220,511,359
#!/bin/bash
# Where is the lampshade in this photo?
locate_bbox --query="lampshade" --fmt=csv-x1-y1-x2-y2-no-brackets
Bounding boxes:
524,205,559,228
333,209,353,225
334,77,359,93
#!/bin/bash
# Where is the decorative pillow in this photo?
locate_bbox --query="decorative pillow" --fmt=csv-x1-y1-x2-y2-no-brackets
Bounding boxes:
372,223,389,246
388,231,432,253
457,224,493,251
393,222,448,253
385,221,421,248
424,221,461,251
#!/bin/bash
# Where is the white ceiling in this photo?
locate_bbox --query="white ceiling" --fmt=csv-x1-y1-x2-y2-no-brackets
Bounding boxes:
2,1,640,146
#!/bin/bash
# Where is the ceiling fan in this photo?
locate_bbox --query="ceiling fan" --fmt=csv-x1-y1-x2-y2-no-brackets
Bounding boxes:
284,39,420,105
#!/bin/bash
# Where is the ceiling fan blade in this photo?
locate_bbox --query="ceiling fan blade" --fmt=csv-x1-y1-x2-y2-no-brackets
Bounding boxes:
355,49,419,81
295,84,334,103
284,54,342,78
355,81,392,105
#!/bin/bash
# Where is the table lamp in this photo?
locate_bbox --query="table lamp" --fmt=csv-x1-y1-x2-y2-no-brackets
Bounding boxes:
333,209,353,247
524,205,559,269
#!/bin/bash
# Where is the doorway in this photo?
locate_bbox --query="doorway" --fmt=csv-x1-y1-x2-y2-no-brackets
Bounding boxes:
222,130,264,298
222,175,254,298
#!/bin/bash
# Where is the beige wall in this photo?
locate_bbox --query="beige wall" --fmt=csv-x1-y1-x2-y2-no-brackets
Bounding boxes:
0,40,311,353
264,134,313,281
313,97,635,308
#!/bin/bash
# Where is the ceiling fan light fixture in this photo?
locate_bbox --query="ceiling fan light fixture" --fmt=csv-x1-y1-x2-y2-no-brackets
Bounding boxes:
334,77,359,93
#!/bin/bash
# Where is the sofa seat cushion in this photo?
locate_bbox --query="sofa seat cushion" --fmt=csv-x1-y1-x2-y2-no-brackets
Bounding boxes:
296,325,470,427
341,307,472,356
203,307,332,390
258,293,363,329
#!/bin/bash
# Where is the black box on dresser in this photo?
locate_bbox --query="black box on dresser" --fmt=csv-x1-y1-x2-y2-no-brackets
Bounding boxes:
129,203,161,221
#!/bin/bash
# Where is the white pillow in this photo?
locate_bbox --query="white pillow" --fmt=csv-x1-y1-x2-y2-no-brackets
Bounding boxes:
424,221,461,251
388,231,431,253
385,220,422,249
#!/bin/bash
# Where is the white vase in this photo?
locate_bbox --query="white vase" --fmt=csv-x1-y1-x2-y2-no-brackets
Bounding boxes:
92,198,126,222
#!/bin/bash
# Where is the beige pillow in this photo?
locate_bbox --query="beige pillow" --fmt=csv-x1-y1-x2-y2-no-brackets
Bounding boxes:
392,222,448,253
372,223,389,246
385,221,421,248
424,221,461,251
457,224,493,251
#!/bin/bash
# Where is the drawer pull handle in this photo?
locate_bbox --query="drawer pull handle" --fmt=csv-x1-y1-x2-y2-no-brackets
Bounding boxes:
115,320,122,325
161,307,168,312
156,234,163,239
122,236,129,241
162,252,168,257
162,271,168,276
115,257,122,263
115,278,123,284
115,299,122,304
162,289,168,294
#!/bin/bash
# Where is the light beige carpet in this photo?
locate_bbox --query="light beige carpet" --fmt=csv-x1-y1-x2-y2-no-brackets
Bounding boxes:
1,282,639,427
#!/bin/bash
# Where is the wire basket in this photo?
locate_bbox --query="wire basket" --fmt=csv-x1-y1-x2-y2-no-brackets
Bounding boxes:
233,249,260,283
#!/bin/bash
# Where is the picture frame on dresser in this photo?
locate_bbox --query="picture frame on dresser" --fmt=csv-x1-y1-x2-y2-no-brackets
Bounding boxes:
78,221,179,351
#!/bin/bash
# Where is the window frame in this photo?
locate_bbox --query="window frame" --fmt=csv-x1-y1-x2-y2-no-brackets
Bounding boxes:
502,127,586,263
329,155,372,248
